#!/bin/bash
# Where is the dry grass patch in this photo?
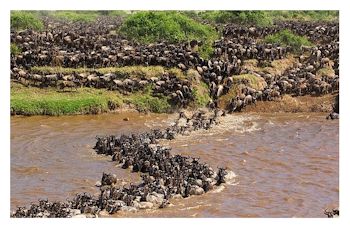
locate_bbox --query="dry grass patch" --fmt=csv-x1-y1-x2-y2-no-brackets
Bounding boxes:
218,73,267,109
316,66,335,79
30,66,185,80
243,94,335,113
242,54,297,76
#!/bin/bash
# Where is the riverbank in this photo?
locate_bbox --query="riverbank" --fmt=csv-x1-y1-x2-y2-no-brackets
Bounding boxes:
11,75,210,116
11,81,336,116
243,93,337,113
10,82,163,115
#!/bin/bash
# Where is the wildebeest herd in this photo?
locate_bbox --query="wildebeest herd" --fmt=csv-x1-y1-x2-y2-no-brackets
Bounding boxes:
10,16,339,113
10,14,339,218
11,109,236,218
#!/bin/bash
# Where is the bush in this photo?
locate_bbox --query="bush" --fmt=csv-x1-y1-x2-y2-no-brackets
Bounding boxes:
119,11,218,59
11,11,44,31
198,11,273,27
264,29,312,52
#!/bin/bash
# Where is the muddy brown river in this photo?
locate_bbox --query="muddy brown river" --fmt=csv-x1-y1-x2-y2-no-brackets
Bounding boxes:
10,112,338,217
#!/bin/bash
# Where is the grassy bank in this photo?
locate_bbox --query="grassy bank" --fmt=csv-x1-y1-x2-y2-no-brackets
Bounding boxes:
243,94,336,113
264,29,312,52
11,82,178,116
218,74,267,109
11,82,124,115
242,55,297,76
11,65,210,115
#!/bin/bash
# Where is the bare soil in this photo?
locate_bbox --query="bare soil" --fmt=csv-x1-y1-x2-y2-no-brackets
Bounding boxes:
243,93,337,113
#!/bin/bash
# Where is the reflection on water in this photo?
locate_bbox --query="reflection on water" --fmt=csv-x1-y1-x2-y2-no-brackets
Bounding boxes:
11,112,338,217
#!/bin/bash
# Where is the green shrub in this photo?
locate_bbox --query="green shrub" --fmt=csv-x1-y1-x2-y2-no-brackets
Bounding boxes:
11,11,44,31
119,11,218,59
264,29,312,52
10,43,21,55
198,11,273,27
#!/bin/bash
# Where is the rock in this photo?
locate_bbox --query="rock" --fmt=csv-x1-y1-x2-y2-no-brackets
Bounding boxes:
123,117,130,121
139,201,154,209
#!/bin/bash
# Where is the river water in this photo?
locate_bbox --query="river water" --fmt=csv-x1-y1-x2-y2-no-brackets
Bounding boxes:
10,112,339,217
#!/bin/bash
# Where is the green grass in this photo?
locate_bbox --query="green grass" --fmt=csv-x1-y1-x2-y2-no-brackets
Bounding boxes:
267,10,338,22
196,10,338,25
316,67,335,78
232,74,267,91
48,11,99,23
119,11,218,59
11,81,174,115
185,69,211,107
11,11,44,31
192,81,211,108
11,82,123,116
11,43,22,55
104,10,129,18
264,29,313,52
126,86,172,113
